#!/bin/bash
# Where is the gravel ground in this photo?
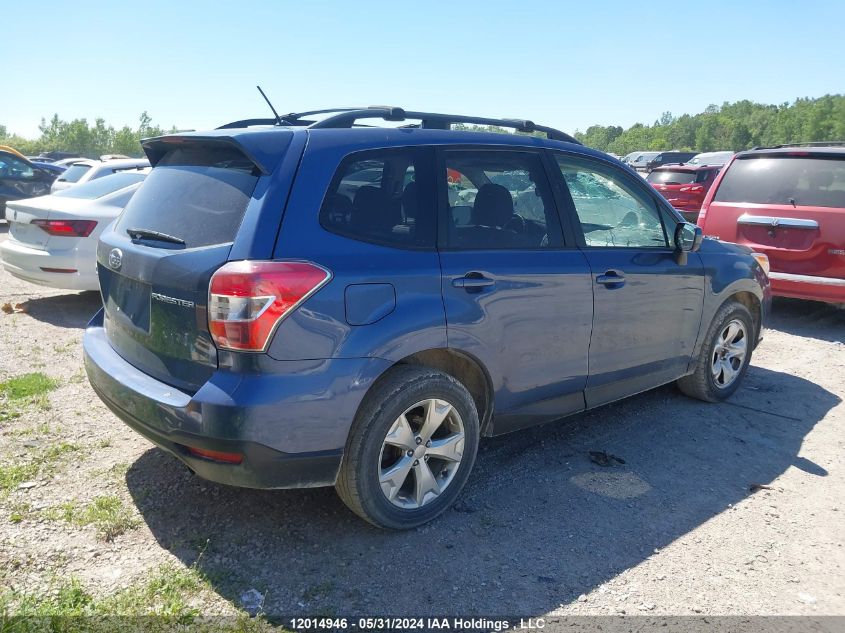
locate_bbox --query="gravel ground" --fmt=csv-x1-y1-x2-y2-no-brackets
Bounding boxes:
1,223,843,620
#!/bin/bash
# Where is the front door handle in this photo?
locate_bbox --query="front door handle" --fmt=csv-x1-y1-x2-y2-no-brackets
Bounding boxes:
596,270,626,287
452,273,496,290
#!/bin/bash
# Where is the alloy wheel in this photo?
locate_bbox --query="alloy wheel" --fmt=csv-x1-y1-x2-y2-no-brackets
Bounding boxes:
711,319,747,388
378,398,465,509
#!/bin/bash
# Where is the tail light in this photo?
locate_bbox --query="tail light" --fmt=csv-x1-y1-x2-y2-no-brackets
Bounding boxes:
31,219,97,237
208,260,331,352
751,252,771,276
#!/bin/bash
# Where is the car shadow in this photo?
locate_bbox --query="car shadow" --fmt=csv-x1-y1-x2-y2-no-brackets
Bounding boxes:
0,222,8,234
126,365,838,619
20,291,101,329
768,297,844,344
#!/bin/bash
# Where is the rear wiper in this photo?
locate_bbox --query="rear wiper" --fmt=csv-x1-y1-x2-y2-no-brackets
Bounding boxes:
126,228,185,245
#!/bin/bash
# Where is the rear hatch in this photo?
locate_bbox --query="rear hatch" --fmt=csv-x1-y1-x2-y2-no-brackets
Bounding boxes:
646,168,703,209
96,135,291,392
701,152,845,279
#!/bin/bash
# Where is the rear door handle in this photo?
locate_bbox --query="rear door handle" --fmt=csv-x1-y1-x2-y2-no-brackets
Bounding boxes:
596,270,626,287
452,274,496,290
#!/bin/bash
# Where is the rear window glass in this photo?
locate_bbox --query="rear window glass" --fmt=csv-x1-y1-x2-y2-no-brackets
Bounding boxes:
54,172,146,199
114,146,260,248
713,156,845,208
319,147,435,249
58,163,91,183
647,170,696,185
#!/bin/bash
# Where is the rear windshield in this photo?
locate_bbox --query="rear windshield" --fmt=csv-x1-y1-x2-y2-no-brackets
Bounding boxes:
58,163,91,183
713,156,845,208
647,170,696,185
114,146,260,248
54,172,146,199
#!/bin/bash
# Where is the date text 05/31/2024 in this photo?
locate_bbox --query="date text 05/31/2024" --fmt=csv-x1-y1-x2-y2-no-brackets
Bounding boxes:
287,617,547,631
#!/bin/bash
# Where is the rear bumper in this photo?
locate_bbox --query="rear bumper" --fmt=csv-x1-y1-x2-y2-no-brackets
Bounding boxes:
83,311,391,489
769,271,845,304
0,238,99,291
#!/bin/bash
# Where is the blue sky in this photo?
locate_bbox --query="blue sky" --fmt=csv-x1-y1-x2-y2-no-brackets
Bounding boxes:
3,0,843,138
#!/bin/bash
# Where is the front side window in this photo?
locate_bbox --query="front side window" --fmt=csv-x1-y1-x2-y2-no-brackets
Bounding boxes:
556,155,669,248
442,149,561,250
0,155,34,179
320,147,435,248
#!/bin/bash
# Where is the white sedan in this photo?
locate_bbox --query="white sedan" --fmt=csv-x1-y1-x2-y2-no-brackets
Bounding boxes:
0,171,148,291
50,157,149,193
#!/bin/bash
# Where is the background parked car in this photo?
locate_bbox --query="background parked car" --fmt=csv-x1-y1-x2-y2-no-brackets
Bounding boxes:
0,148,62,219
628,151,660,171
687,151,734,167
698,143,845,304
30,150,82,162
647,164,722,222
645,151,698,172
0,170,148,290
51,157,149,193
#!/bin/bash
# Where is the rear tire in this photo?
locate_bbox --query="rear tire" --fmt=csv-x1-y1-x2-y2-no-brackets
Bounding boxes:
336,365,479,529
678,299,754,402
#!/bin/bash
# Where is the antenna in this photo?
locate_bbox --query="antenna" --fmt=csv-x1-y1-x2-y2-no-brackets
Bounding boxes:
256,85,283,126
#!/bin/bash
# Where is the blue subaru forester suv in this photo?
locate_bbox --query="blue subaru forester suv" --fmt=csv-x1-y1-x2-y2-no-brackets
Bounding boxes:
83,107,770,529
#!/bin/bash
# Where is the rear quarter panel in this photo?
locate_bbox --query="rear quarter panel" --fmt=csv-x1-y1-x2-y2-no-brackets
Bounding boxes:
267,132,447,363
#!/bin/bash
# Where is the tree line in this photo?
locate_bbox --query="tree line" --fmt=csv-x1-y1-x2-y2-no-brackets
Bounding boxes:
574,94,845,155
0,112,178,158
2,95,843,159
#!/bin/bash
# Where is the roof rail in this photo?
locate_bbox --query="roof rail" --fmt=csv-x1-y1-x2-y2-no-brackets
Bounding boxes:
308,107,581,144
750,141,845,150
217,106,581,144
217,108,364,130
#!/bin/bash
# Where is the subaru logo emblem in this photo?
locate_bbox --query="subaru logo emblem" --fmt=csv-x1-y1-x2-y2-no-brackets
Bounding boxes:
108,248,123,270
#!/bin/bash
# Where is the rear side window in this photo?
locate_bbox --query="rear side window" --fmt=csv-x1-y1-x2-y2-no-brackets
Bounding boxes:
714,156,845,208
319,147,435,249
114,145,259,248
443,149,562,250
58,163,91,183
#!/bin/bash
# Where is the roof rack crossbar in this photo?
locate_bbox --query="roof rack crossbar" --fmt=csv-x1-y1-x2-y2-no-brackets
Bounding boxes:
307,107,581,144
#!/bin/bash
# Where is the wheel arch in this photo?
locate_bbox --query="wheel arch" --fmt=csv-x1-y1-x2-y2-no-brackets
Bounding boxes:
690,280,764,371
365,348,495,437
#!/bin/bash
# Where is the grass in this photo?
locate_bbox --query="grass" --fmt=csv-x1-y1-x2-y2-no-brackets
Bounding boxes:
42,495,139,541
0,442,79,497
0,372,58,401
0,563,260,624
0,372,59,420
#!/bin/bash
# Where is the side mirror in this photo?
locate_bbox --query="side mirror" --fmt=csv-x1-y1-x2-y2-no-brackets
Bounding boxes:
674,222,703,265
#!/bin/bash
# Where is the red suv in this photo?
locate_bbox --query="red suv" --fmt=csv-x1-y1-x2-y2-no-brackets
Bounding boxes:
699,145,845,304
647,164,722,223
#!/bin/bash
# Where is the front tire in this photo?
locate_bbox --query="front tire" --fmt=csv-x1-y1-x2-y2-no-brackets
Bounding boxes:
678,299,754,402
336,366,479,529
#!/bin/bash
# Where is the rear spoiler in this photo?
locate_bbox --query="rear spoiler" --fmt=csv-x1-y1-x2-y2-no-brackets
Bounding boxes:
141,130,294,175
